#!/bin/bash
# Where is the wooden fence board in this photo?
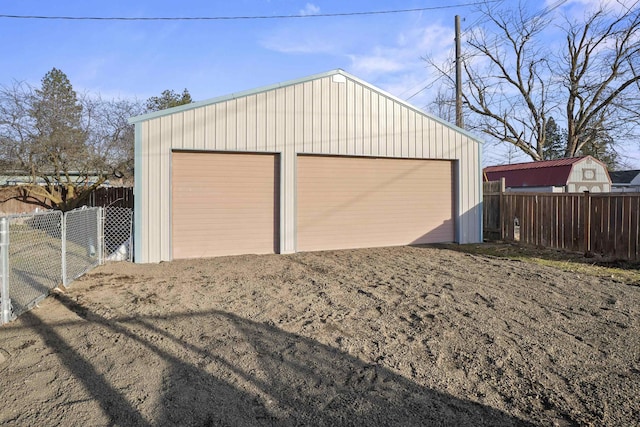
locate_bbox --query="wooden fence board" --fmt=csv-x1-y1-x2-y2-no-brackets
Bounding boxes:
561,196,570,250
591,197,603,255
624,197,632,259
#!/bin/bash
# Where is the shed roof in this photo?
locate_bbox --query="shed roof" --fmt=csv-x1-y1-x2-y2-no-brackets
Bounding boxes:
483,156,591,187
609,170,640,184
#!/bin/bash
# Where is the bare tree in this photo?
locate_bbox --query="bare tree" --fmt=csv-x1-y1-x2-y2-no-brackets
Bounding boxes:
0,68,143,210
83,95,143,184
427,88,457,123
426,1,640,163
563,6,640,157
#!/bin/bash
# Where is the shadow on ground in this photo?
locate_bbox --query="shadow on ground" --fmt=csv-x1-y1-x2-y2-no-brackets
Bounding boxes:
16,291,534,427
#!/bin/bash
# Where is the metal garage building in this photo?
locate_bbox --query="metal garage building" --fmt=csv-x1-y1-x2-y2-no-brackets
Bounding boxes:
129,70,483,263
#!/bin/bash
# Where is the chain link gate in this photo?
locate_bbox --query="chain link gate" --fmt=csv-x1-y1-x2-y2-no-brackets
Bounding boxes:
63,207,102,287
103,207,133,262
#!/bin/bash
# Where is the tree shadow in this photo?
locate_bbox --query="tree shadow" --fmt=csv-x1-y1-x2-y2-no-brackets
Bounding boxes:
10,268,59,315
0,186,52,212
22,292,535,426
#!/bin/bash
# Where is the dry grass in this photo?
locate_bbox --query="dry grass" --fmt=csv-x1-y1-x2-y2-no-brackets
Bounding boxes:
438,242,640,285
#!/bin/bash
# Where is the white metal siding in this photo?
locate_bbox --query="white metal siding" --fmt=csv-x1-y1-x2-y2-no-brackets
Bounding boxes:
134,72,482,262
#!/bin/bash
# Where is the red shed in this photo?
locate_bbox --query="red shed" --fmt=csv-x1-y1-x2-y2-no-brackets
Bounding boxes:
483,156,611,193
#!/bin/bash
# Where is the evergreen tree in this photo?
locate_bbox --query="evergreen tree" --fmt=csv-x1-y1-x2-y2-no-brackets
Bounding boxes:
542,117,566,160
540,116,618,169
145,89,193,112
30,68,89,199
578,127,619,170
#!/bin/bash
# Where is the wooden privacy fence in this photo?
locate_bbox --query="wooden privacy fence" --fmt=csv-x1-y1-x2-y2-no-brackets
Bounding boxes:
87,187,133,208
0,186,133,214
0,186,52,214
495,191,640,261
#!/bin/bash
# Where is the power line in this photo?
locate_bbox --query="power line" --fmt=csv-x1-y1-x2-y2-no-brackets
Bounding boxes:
462,0,569,46
399,75,437,98
0,1,501,21
405,76,441,101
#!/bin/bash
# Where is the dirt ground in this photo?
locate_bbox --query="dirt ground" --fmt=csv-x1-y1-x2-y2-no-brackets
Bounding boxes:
0,245,638,426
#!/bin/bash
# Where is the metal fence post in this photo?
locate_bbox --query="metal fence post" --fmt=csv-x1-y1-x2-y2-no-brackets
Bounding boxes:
129,212,134,262
61,212,67,287
98,207,104,265
1,217,11,324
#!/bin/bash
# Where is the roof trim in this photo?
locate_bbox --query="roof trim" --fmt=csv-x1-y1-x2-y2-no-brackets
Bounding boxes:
484,156,589,172
128,69,483,144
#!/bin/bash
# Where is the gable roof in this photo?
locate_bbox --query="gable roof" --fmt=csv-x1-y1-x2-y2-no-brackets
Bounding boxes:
483,156,592,187
128,69,481,143
609,170,640,184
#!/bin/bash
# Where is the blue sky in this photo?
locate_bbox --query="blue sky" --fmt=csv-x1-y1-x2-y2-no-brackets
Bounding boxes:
0,1,467,101
1,0,638,167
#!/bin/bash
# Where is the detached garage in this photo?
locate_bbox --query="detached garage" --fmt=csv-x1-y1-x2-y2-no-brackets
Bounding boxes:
129,70,483,263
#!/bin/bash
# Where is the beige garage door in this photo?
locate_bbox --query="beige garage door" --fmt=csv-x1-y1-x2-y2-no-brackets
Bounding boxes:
297,156,454,252
172,152,279,259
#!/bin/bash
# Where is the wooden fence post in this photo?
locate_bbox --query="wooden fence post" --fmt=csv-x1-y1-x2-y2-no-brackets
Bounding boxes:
583,191,592,257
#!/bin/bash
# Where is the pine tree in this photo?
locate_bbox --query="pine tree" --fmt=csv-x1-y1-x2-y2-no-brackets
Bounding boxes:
542,118,566,160
578,127,619,170
145,89,193,112
30,68,88,192
19,68,105,210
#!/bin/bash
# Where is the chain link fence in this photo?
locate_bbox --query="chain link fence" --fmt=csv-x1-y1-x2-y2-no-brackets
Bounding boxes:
1,206,133,323
3,211,63,321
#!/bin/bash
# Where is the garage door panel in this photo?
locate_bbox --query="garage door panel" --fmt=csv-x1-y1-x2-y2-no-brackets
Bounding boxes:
172,152,279,259
297,156,454,252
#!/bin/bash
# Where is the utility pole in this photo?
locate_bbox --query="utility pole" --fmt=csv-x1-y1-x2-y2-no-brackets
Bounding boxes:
455,15,464,128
